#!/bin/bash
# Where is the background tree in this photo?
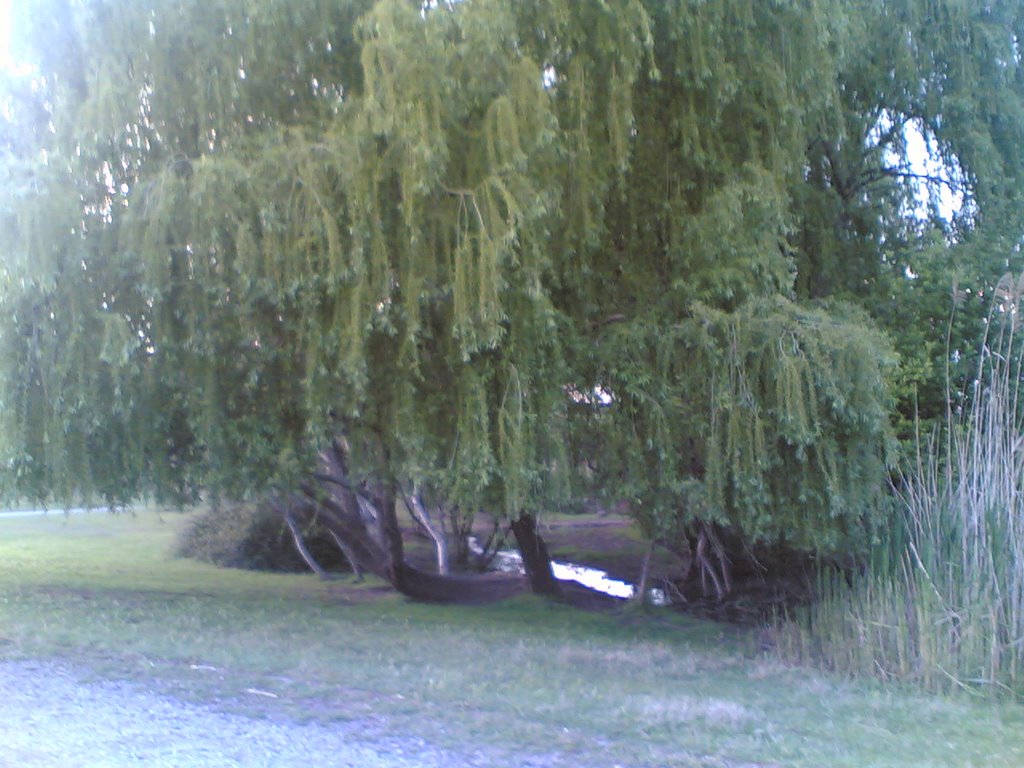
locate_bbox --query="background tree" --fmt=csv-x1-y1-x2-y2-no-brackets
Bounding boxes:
791,1,1024,434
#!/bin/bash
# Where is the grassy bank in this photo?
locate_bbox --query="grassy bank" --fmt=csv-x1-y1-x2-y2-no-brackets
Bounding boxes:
1,509,1022,767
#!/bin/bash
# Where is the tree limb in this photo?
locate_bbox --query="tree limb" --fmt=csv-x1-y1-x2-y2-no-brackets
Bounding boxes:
282,504,334,581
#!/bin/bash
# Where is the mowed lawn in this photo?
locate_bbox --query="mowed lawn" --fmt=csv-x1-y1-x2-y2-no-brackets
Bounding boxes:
0,509,1021,768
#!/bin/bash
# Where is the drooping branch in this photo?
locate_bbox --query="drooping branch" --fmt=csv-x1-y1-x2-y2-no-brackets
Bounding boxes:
691,521,732,601
301,489,392,580
296,439,393,581
326,528,364,582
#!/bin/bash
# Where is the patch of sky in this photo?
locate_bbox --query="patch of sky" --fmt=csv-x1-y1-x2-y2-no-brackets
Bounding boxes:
869,109,967,225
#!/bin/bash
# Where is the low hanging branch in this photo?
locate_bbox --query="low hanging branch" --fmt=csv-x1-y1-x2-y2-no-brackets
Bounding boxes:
692,521,732,601
325,529,364,583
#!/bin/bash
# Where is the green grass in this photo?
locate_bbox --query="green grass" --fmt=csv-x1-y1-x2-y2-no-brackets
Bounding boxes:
2,509,1023,767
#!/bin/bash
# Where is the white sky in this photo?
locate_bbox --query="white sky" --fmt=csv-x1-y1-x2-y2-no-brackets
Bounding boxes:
0,1,10,71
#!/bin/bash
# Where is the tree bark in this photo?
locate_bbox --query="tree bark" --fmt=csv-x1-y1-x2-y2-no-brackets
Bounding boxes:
292,436,527,604
376,484,404,583
391,562,526,603
282,504,333,580
689,521,732,600
632,538,656,606
404,489,450,575
326,529,364,582
510,512,562,597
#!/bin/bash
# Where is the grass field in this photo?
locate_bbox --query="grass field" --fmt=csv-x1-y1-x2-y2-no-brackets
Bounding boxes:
1,509,1022,767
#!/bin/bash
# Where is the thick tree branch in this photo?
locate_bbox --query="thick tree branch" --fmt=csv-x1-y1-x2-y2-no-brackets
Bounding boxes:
282,504,333,581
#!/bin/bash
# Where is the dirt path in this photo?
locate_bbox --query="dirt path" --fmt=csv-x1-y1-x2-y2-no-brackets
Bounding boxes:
0,660,470,768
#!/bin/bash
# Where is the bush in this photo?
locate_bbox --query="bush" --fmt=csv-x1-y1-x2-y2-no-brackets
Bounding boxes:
776,274,1024,698
177,500,353,574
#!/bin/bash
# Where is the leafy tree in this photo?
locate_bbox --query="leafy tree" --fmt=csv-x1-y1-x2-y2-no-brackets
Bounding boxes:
16,0,1017,597
790,1,1024,434
554,0,899,589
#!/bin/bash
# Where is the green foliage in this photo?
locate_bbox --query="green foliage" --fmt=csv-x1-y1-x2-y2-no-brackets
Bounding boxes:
1,0,578,510
778,275,1024,698
589,298,895,553
12,0,1024,572
790,1,1024,433
557,0,900,558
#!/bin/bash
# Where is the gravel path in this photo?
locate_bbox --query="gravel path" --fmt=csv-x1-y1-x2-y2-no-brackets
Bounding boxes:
0,660,463,767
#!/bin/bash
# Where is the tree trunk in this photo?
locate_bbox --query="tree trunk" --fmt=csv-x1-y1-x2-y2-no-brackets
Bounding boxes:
282,504,333,580
632,538,656,606
326,528,364,582
303,491,387,578
404,489,450,575
376,484,404,583
294,436,526,604
391,562,526,603
510,512,562,597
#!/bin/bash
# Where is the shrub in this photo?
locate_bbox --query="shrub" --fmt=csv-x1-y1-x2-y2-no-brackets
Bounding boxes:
177,500,353,574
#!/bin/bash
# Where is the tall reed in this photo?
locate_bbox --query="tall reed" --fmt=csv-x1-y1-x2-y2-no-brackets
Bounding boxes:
778,273,1024,698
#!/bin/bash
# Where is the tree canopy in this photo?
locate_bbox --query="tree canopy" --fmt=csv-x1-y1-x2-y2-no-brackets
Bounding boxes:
2,0,1023,589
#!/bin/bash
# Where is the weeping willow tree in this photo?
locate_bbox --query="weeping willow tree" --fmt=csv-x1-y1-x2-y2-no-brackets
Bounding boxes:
0,0,938,598
554,1,900,592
